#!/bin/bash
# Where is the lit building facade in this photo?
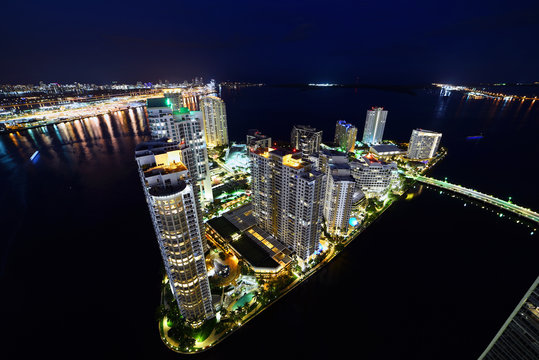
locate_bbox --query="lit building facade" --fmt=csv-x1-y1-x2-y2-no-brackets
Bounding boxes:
407,129,442,160
323,164,355,236
479,276,539,360
200,95,228,147
291,125,323,157
146,98,178,141
135,140,214,326
362,107,387,145
334,120,357,152
146,98,213,202
173,107,213,202
350,155,397,197
250,147,325,261
317,149,355,236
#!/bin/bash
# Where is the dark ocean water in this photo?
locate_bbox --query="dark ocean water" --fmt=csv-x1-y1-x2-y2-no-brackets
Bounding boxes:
0,87,537,359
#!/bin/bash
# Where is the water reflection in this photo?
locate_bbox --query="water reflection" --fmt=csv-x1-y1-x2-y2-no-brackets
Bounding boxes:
0,108,149,163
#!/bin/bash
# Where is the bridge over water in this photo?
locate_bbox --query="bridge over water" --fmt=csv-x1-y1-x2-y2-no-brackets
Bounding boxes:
408,175,539,223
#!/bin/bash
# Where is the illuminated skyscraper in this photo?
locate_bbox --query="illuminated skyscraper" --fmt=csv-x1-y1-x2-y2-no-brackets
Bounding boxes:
250,147,325,261
135,140,214,326
173,107,213,202
362,107,388,145
479,276,539,360
407,129,442,160
334,120,357,152
146,98,178,141
200,95,228,147
291,125,323,157
323,163,355,236
146,98,213,202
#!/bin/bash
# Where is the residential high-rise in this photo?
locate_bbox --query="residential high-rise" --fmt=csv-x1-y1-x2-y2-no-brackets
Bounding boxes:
146,98,178,141
407,129,442,160
173,107,213,202
146,98,213,202
250,147,325,261
318,149,356,236
362,107,388,145
479,276,539,360
318,149,347,174
200,95,228,147
291,125,323,157
334,120,357,152
350,155,398,197
246,129,272,151
135,139,214,326
323,164,355,236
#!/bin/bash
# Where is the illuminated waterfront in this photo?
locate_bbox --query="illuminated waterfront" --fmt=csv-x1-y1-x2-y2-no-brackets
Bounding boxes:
1,86,537,359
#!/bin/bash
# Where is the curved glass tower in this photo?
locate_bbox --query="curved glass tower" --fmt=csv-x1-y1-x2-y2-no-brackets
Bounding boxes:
136,140,214,326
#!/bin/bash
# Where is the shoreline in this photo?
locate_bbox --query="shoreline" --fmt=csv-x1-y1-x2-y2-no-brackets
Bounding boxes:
157,150,446,354
0,104,147,134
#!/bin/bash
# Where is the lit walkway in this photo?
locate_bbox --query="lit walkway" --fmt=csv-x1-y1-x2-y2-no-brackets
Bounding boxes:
409,175,539,223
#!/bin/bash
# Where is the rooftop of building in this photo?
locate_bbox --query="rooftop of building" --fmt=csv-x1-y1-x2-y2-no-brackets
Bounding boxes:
247,129,268,137
148,181,187,197
223,204,257,231
321,148,348,157
172,107,191,116
336,120,356,129
329,162,351,170
330,173,355,182
293,124,322,132
351,154,396,168
414,128,442,135
231,234,281,268
207,216,240,239
224,143,250,169
135,138,178,157
208,203,293,271
144,161,188,178
369,144,405,153
146,97,172,108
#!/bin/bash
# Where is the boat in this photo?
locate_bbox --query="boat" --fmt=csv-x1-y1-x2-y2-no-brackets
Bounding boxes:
466,134,484,140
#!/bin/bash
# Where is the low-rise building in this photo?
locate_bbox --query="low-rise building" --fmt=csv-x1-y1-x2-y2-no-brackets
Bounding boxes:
206,203,293,279
350,155,398,197
369,144,406,158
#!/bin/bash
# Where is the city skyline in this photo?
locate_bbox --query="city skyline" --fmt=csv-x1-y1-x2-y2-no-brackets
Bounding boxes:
1,1,538,358
1,78,537,359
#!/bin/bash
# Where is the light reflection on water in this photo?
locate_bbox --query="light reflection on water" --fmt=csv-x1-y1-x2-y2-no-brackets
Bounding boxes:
0,90,537,359
0,107,149,162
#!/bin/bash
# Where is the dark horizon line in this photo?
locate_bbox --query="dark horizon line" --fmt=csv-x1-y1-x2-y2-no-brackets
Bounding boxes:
1,79,538,87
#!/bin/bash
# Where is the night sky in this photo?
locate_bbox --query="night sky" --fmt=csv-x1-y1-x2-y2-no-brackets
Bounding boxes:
1,0,538,84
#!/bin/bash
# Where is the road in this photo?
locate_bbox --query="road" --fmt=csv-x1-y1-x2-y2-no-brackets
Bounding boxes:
410,175,539,223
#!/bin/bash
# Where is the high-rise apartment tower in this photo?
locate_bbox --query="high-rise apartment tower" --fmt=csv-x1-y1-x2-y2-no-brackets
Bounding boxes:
249,147,325,261
362,107,387,145
135,139,214,326
291,125,323,157
334,120,357,152
200,95,228,147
